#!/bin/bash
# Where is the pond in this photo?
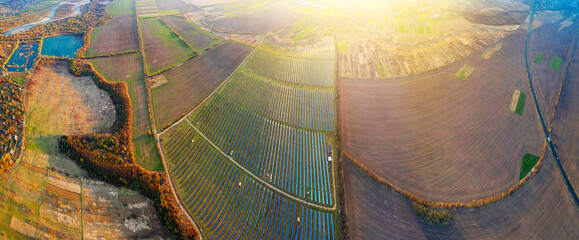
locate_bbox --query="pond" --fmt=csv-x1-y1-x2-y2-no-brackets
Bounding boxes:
41,35,83,58
5,42,40,72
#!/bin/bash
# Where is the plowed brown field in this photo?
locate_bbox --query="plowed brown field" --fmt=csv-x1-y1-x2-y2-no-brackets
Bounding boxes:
339,31,544,202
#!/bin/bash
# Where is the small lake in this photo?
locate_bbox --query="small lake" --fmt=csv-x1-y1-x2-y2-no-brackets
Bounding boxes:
5,42,40,72
41,35,83,58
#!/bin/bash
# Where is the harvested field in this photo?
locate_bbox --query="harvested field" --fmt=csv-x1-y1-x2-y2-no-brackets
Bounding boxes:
160,15,222,51
27,60,115,136
455,64,474,80
527,19,578,125
481,42,503,59
0,59,174,239
91,53,163,171
206,4,303,34
152,40,251,129
155,0,193,13
9,217,36,238
338,31,544,202
338,29,512,79
550,59,579,193
86,0,139,57
342,154,579,239
140,17,195,75
82,182,173,239
463,9,528,26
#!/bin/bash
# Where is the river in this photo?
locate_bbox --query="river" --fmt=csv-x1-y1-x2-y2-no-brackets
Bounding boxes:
3,0,91,36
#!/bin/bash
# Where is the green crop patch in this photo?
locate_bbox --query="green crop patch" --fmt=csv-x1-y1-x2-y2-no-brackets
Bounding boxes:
508,90,526,115
455,64,474,81
376,62,384,78
337,41,347,53
519,153,539,180
534,53,543,64
9,76,25,86
515,92,526,115
549,56,563,70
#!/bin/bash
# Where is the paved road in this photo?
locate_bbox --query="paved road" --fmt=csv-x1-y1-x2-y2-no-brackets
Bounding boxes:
524,0,579,207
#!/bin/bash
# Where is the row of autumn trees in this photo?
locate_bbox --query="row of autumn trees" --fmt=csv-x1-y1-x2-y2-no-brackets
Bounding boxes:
59,57,199,239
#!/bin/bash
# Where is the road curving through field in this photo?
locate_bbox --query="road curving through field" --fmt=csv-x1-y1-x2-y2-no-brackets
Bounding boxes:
524,0,579,207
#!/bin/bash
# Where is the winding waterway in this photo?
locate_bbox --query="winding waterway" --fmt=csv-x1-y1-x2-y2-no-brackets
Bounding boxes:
3,0,91,36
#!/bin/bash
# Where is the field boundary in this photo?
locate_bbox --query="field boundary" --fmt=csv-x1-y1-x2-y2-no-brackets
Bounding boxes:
156,38,263,136
157,16,198,54
524,1,579,206
343,140,547,209
82,49,139,59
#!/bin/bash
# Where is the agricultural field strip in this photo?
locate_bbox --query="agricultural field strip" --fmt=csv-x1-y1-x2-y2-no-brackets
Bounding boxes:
162,126,336,239
157,17,198,55
187,93,333,205
182,118,335,211
156,38,265,137
524,4,579,206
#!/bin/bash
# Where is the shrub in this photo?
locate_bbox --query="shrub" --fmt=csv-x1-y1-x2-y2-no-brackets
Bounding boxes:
412,202,451,226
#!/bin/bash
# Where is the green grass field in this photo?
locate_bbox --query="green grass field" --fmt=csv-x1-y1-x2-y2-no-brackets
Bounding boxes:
534,53,543,64
519,153,539,180
515,92,526,115
337,41,347,53
549,56,563,70
91,53,164,171
106,0,135,16
456,64,474,81
9,76,25,86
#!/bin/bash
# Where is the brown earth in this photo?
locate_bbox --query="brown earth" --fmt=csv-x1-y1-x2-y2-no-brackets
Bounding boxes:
342,153,579,239
87,15,139,56
0,59,175,239
140,17,195,75
91,53,163,171
27,60,116,136
338,28,513,78
155,0,194,13
207,5,303,34
160,15,222,51
550,58,579,193
338,31,543,202
152,40,251,129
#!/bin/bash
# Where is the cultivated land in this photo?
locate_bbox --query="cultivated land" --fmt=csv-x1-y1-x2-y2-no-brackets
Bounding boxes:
528,15,579,125
0,60,172,239
205,2,304,34
140,17,195,75
91,53,163,172
158,38,340,238
338,31,544,202
342,154,579,239
152,40,251,129
160,15,223,52
338,29,511,79
86,0,139,57
155,0,194,13
26,60,115,136
551,51,579,194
